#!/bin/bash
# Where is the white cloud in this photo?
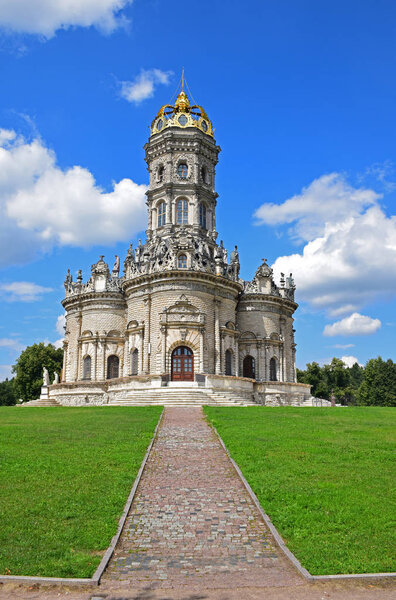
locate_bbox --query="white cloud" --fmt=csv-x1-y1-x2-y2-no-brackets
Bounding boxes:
0,281,53,301
0,338,25,352
331,344,355,349
254,173,380,241
0,364,12,381
263,174,396,314
0,128,147,266
341,355,362,368
323,313,381,337
120,69,173,104
0,0,132,38
56,315,66,336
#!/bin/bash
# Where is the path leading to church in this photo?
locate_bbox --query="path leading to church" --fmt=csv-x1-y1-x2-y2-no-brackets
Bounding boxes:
102,406,303,591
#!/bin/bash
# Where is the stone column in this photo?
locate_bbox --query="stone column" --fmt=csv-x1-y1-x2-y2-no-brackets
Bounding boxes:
235,338,239,377
62,341,68,382
93,337,98,381
200,328,205,372
143,296,151,374
101,338,106,380
214,299,221,374
123,338,129,376
161,326,167,373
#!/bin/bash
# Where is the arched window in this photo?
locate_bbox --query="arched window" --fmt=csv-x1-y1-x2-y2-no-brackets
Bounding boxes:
131,348,139,376
176,199,188,224
178,163,188,179
199,203,207,229
270,357,277,381
243,355,255,379
83,355,91,380
201,165,207,183
225,349,233,376
178,254,187,269
157,201,166,227
107,355,119,379
158,165,164,182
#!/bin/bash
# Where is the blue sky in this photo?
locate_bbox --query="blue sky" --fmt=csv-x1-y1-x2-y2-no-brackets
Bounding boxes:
1,0,395,380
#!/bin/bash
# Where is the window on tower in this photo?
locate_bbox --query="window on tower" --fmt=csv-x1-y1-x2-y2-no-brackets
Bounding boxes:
201,166,207,183
157,201,166,227
178,163,188,179
178,254,187,269
199,203,207,229
158,165,164,182
176,199,188,224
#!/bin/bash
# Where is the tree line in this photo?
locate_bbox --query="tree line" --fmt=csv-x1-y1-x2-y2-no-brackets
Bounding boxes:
297,357,396,406
0,344,395,406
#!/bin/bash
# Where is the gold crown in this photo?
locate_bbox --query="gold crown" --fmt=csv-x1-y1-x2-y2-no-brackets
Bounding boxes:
151,90,214,138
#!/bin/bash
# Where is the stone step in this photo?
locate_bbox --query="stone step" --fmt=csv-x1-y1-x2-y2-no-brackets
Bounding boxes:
21,399,61,407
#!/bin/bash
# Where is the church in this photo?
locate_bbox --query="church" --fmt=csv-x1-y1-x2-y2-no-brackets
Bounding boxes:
49,87,311,406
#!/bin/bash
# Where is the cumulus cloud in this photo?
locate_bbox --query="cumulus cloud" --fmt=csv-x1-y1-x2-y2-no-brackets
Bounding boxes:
0,364,12,381
120,69,173,104
262,174,396,315
341,355,362,368
254,173,380,241
0,0,132,38
0,128,147,266
323,313,381,337
56,314,66,336
0,281,53,302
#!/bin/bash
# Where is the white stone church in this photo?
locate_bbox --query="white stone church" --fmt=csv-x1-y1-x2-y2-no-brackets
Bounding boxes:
48,89,311,406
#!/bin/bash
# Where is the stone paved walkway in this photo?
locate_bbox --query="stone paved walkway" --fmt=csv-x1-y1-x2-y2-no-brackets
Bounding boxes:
102,407,303,590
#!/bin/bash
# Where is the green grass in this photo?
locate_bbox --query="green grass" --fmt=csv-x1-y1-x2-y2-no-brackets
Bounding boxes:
204,407,396,575
0,406,162,578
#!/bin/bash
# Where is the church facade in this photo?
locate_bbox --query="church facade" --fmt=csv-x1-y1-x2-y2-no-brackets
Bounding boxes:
51,89,311,406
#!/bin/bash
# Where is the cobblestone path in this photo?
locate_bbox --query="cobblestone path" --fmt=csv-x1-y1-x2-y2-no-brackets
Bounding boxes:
102,407,303,590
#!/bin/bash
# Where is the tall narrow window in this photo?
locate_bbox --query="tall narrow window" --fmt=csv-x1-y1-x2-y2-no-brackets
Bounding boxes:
225,349,233,376
83,355,91,380
107,355,119,379
157,201,166,227
178,254,187,269
178,163,188,179
201,165,207,183
199,203,207,228
158,165,164,182
176,199,188,224
131,348,139,376
269,357,277,381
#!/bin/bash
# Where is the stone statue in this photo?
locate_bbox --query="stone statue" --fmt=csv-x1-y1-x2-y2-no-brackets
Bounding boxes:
77,269,83,283
43,367,50,386
112,255,120,277
53,372,59,384
286,273,295,289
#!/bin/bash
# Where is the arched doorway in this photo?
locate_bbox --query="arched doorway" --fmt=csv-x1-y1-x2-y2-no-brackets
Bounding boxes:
107,355,119,379
171,346,194,381
243,355,255,379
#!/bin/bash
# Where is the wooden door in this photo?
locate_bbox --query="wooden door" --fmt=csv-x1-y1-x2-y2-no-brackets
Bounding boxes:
171,346,194,381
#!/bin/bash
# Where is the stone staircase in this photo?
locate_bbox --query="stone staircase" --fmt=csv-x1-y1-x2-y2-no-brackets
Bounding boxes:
108,387,257,407
21,398,61,407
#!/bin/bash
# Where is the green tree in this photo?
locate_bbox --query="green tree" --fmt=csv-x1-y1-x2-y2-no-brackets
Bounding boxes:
0,378,17,406
357,357,396,407
12,343,63,402
298,361,330,398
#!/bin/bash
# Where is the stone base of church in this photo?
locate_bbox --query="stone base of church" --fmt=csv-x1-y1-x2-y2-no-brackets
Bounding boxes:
47,375,311,407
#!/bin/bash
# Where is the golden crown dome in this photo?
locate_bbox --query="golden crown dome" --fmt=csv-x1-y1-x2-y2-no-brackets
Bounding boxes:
150,89,214,138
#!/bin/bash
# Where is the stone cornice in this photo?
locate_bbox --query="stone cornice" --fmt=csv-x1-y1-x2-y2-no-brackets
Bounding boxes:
122,269,243,297
62,291,126,311
238,292,298,312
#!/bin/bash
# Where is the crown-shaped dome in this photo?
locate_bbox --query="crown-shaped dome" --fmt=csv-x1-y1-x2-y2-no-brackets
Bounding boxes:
150,89,214,138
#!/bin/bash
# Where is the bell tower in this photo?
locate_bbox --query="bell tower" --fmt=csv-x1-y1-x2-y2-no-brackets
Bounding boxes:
144,87,220,249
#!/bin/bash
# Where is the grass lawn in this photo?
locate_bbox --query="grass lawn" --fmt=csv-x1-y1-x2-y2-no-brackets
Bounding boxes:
204,406,396,575
0,406,162,578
